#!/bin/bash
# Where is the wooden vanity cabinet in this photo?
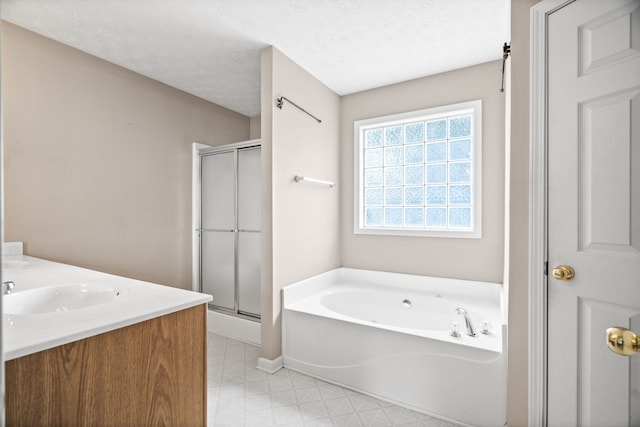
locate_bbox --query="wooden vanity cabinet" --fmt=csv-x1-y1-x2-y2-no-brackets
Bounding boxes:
5,304,207,426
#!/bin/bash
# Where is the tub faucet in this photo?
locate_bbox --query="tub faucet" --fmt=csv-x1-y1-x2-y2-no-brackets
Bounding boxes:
455,307,477,337
3,281,15,295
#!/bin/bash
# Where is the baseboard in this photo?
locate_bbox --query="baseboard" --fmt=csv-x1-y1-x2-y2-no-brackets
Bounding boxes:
257,356,284,374
206,310,261,346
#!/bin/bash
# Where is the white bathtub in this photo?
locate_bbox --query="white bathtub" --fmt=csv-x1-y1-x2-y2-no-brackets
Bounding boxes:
282,268,506,427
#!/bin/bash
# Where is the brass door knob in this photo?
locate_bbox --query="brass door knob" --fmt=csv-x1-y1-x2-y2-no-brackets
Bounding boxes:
552,265,575,281
607,327,639,356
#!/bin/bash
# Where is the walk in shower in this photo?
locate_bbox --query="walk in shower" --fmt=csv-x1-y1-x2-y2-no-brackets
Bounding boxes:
196,140,261,320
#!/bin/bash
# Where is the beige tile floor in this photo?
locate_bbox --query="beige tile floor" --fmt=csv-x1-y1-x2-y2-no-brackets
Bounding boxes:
207,333,462,427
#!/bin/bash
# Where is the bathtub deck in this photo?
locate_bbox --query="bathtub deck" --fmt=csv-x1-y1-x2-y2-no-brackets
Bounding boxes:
207,333,462,426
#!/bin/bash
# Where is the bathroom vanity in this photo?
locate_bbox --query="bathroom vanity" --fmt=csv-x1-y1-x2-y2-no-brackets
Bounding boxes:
3,255,211,426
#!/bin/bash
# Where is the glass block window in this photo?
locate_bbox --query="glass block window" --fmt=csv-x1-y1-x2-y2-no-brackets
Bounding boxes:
354,100,482,238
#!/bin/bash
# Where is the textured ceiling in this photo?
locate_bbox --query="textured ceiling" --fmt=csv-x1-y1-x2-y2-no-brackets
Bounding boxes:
1,0,509,117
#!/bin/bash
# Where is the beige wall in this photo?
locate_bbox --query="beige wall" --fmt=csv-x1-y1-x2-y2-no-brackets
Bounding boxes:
249,115,261,139
1,22,250,289
341,61,505,283
260,47,341,359
507,0,541,425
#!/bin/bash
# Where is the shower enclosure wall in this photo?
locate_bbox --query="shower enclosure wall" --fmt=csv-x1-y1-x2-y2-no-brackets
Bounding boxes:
198,140,261,320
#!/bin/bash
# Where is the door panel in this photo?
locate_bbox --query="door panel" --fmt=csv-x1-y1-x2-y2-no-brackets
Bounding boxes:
238,232,261,316
237,147,261,231
201,231,235,310
579,1,640,76
579,89,640,253
578,299,640,426
547,1,640,425
201,151,235,230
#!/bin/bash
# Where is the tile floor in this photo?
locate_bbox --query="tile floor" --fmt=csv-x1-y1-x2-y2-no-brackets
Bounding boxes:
207,332,461,427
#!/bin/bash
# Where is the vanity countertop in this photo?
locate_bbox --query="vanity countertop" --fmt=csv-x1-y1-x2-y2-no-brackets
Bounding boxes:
2,255,211,360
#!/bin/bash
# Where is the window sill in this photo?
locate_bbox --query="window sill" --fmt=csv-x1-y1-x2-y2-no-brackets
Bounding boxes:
354,226,481,239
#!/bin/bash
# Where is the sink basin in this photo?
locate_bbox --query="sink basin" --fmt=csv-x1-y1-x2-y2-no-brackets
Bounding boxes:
3,284,120,315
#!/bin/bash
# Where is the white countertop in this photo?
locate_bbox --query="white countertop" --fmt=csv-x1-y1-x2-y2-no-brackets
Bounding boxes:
2,255,211,360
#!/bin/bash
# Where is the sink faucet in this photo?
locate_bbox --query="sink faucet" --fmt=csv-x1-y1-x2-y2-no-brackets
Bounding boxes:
455,307,477,337
3,281,15,294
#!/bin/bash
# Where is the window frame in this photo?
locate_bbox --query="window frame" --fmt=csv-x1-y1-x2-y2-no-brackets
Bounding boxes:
353,99,482,238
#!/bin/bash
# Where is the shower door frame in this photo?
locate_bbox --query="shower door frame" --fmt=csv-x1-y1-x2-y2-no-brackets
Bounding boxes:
193,139,261,321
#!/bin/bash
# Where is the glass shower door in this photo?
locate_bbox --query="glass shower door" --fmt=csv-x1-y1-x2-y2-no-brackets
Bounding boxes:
200,151,236,311
237,147,261,317
199,143,261,319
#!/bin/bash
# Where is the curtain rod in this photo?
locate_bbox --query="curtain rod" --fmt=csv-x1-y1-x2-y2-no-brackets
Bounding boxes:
276,96,322,123
500,42,511,93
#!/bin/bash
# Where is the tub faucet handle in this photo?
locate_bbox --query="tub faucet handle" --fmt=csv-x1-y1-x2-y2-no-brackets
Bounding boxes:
449,322,461,338
481,321,492,335
455,307,478,337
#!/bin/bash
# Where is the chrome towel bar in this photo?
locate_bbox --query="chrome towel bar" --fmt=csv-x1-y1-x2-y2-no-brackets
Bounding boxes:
294,175,336,188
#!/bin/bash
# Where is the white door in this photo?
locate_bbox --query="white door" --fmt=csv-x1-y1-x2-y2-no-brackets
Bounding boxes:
547,1,640,426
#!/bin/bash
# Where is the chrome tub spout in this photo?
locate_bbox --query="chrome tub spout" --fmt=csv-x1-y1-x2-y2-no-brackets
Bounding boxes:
455,307,477,337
